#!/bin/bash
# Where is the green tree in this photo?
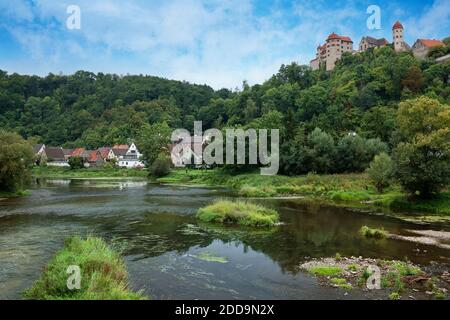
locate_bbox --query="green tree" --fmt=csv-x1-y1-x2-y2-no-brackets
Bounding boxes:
137,122,172,167
68,157,85,170
306,128,336,174
366,153,394,193
393,97,450,198
0,131,34,192
150,153,172,177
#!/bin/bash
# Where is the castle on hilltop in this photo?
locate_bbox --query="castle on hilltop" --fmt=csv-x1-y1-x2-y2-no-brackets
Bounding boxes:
310,21,446,71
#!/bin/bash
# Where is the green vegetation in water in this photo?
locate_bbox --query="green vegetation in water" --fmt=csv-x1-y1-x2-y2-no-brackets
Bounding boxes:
359,226,388,239
32,166,148,179
23,236,147,300
197,200,280,227
194,252,228,264
330,278,353,290
0,190,30,198
389,292,401,300
308,266,343,277
160,169,450,217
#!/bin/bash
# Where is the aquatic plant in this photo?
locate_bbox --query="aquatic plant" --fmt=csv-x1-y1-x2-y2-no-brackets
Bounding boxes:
197,200,280,227
360,226,388,239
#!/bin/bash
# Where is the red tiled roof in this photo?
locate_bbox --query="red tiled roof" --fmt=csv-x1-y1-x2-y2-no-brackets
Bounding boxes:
98,147,111,159
71,148,85,157
327,33,353,43
393,21,403,30
88,151,102,163
418,39,445,48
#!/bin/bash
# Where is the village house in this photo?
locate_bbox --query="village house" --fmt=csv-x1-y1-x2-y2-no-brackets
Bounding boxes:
169,140,203,168
43,147,69,167
108,143,145,168
32,142,144,169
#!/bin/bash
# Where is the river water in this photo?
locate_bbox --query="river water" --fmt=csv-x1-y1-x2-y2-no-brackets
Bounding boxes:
0,179,449,299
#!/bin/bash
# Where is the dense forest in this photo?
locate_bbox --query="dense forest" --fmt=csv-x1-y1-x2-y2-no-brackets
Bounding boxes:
1,45,449,190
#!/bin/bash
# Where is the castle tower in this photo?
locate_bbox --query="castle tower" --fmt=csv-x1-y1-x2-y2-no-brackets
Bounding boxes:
325,33,353,71
393,21,404,52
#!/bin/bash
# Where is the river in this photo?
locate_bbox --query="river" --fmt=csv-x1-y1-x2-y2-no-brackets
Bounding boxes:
0,179,449,299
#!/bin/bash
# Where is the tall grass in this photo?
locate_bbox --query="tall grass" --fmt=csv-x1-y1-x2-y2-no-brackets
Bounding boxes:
23,236,146,300
197,200,280,227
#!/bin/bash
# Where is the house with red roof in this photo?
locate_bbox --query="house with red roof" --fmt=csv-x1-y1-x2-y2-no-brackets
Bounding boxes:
412,39,445,59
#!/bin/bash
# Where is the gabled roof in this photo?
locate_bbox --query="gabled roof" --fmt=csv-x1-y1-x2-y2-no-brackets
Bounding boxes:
112,148,128,156
416,39,445,48
71,148,85,157
87,151,102,163
393,21,404,30
80,150,94,159
362,36,389,46
33,144,45,154
98,147,112,159
45,147,65,161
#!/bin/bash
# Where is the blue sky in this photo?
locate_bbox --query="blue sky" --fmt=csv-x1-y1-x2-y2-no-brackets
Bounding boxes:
0,0,449,89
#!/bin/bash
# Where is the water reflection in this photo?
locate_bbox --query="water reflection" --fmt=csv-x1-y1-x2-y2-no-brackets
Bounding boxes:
0,179,449,299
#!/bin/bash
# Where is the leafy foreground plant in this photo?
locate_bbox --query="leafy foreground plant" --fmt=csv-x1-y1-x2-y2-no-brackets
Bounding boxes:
23,236,147,300
197,200,280,227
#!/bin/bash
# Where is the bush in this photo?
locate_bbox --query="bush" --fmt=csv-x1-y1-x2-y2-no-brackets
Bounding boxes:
150,153,172,177
0,131,34,192
68,157,85,170
360,226,387,239
366,153,394,193
197,200,279,227
23,236,146,300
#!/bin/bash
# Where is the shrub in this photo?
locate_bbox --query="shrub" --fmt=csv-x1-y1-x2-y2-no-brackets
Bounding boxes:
366,152,394,193
23,236,146,300
150,153,172,177
197,200,279,227
68,157,85,170
360,226,387,239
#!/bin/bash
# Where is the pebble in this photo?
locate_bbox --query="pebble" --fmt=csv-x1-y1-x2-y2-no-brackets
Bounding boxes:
409,296,416,300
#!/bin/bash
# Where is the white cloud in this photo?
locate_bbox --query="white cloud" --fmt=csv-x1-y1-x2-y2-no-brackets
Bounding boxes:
3,0,447,89
405,0,450,39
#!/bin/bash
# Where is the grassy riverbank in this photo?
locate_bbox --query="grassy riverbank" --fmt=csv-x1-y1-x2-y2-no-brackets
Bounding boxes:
32,166,148,179
24,236,146,300
159,169,450,217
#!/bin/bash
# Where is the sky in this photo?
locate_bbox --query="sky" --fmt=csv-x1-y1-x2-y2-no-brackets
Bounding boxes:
0,0,449,89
